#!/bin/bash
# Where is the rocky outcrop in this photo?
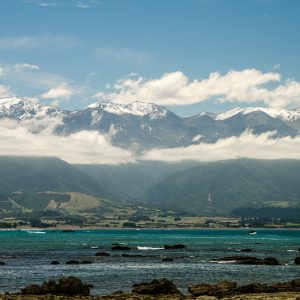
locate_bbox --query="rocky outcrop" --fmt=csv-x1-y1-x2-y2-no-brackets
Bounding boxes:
189,279,300,298
8,277,300,299
0,262,5,266
95,252,110,256
188,281,236,297
21,276,90,296
121,253,144,258
111,245,131,251
294,257,300,264
164,244,186,250
66,260,80,265
212,256,280,265
50,261,60,265
80,260,92,264
132,278,182,295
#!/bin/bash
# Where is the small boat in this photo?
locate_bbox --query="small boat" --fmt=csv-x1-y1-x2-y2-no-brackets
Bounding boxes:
248,230,257,235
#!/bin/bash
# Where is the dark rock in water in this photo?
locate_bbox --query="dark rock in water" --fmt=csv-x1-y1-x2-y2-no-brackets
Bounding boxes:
236,257,279,265
294,257,300,264
66,260,80,265
213,256,279,265
163,244,186,250
0,261,5,266
80,260,93,264
21,276,90,296
261,257,280,265
132,278,181,295
212,255,258,261
121,253,144,258
240,248,253,252
95,252,110,256
162,257,174,262
62,230,75,233
50,261,60,265
112,245,131,251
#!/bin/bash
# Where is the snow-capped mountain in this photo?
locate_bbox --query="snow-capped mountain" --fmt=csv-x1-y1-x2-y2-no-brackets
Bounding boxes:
0,97,66,120
0,97,299,150
216,106,300,122
86,101,168,119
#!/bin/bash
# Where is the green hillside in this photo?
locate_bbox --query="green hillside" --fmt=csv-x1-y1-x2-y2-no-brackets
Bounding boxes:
0,191,142,228
75,161,194,201
141,159,300,215
0,156,106,197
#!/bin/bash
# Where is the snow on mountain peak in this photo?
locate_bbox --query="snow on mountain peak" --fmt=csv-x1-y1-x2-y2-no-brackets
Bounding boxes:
216,106,300,122
0,97,64,120
86,101,168,119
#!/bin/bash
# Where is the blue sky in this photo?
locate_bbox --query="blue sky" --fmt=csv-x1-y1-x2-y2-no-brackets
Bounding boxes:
0,0,300,116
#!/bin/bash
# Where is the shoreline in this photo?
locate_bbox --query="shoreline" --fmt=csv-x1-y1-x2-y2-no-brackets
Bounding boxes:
1,277,300,300
1,292,300,299
1,226,300,231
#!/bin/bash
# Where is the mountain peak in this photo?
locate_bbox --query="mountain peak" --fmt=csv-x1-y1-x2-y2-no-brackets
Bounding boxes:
85,101,168,119
216,106,300,122
0,97,64,120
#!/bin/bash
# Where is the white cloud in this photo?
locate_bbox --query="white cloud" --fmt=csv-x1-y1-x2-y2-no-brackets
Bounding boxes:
93,69,300,108
1,119,300,165
22,0,61,7
0,119,134,165
23,0,101,8
141,130,300,162
0,67,4,77
93,46,148,65
77,2,90,9
41,84,77,101
272,63,281,70
14,63,40,72
0,35,77,50
0,85,14,98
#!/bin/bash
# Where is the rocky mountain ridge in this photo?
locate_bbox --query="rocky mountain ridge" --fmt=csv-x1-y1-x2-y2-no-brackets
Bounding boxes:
0,97,299,149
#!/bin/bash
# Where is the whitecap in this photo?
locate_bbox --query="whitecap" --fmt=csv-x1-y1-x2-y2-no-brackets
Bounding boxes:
137,246,164,250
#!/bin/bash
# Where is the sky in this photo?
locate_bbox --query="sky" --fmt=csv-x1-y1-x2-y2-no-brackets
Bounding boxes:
1,0,300,117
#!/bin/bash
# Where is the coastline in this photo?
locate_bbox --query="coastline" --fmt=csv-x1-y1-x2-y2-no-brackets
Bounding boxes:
2,226,300,231
2,277,300,300
1,292,300,299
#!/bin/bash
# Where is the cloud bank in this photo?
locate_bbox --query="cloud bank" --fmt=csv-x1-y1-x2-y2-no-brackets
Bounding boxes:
0,119,134,165
93,69,300,108
1,117,300,165
141,130,300,162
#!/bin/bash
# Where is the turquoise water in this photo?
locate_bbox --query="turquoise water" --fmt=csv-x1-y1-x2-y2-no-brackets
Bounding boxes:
0,229,299,295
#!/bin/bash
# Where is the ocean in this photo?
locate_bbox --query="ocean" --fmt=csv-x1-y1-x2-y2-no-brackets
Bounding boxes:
0,229,299,295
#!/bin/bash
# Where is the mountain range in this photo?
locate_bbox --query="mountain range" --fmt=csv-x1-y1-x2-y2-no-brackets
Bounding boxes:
1,156,300,217
1,98,300,217
0,97,299,150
